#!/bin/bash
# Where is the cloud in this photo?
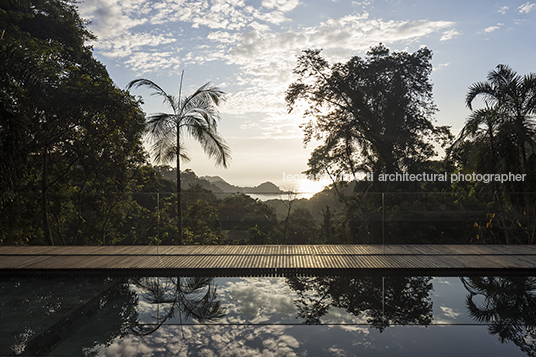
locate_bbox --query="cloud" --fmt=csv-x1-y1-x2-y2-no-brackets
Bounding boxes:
433,63,450,71
440,29,461,41
124,51,183,74
518,2,536,13
206,15,453,115
498,6,509,14
97,32,178,58
78,0,148,38
80,1,454,122
482,23,503,33
262,0,300,12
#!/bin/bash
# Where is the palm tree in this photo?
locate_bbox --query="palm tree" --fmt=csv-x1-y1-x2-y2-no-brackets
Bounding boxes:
452,107,503,175
466,64,536,172
127,72,231,244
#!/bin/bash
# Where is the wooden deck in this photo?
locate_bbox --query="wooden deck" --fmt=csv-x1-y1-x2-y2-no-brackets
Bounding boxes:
2,245,536,276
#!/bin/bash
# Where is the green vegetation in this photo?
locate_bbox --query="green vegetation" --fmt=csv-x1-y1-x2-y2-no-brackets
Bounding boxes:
285,45,452,191
127,75,231,245
1,0,535,245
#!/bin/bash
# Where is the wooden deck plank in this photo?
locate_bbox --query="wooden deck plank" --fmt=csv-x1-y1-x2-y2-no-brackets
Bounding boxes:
2,245,536,272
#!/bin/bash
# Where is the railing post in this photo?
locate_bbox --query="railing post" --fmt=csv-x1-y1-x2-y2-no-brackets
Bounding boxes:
382,192,385,253
157,193,160,255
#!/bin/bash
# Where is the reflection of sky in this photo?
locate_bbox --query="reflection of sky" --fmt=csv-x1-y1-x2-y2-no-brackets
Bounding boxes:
131,276,490,326
2,275,533,356
432,277,474,325
91,324,525,357
219,277,298,324
132,277,373,325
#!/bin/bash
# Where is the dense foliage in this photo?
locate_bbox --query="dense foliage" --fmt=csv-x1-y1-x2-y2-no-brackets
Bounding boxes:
0,0,148,244
1,1,535,245
286,45,452,191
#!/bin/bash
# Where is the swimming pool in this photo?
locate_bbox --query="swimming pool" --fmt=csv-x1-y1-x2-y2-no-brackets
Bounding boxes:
1,273,534,356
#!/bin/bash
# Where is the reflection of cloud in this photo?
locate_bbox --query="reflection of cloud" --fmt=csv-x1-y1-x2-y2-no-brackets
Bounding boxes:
96,337,155,356
92,325,303,356
336,325,370,334
219,278,297,323
434,306,463,324
440,306,461,319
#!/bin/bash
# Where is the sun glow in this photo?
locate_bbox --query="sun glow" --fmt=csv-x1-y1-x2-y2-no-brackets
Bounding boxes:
296,179,330,199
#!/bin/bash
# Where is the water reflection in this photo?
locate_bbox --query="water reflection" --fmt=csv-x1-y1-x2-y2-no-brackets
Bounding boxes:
461,276,536,356
130,276,225,336
1,274,535,356
0,276,138,356
286,275,433,330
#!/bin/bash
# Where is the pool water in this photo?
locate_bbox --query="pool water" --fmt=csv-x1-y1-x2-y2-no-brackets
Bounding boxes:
1,274,534,356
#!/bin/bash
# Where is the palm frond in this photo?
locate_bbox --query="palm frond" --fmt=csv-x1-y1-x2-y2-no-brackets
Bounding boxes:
151,137,190,164
146,113,177,139
181,83,226,117
127,78,178,114
129,77,230,168
151,136,174,164
181,276,213,294
186,122,231,168
466,82,496,110
188,83,226,106
181,285,226,321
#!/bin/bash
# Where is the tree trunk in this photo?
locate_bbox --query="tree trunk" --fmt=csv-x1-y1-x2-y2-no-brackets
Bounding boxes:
177,154,182,244
176,70,184,245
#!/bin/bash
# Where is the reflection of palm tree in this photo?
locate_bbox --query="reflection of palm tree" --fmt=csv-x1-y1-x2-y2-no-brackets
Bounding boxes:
127,74,231,244
131,276,225,336
461,276,536,356
287,275,433,331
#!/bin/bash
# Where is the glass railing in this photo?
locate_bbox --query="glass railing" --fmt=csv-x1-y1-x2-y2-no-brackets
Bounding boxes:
1,191,535,245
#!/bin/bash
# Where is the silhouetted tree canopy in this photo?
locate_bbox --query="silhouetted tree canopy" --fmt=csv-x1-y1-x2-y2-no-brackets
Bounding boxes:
286,44,451,190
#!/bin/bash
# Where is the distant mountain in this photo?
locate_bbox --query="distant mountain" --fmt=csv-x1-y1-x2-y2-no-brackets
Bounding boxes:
201,176,283,194
154,166,283,195
251,181,282,194
202,175,238,193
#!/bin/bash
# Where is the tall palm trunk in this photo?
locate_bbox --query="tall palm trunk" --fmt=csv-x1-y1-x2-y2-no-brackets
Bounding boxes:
176,71,184,245
176,148,182,244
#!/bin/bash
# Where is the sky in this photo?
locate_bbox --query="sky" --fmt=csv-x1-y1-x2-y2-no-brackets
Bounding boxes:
77,0,536,192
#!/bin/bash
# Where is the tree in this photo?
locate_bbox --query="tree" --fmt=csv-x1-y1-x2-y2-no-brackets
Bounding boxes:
465,64,536,174
127,74,231,244
286,45,450,191
454,65,536,244
0,0,147,245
